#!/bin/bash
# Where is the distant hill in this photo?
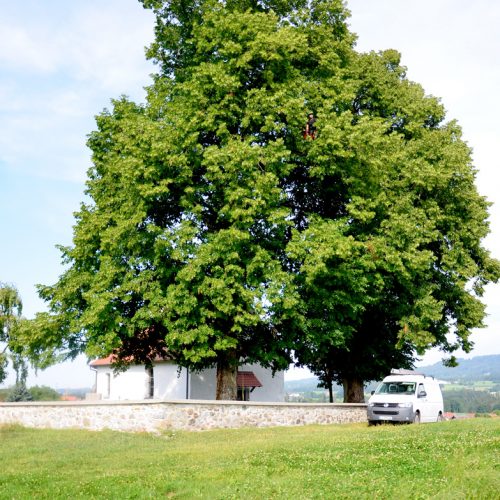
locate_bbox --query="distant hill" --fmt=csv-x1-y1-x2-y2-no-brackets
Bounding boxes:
417,355,500,383
284,355,500,393
285,377,323,394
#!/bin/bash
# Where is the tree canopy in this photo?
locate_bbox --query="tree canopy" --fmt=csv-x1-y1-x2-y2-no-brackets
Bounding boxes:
20,0,499,401
0,283,25,385
285,45,500,400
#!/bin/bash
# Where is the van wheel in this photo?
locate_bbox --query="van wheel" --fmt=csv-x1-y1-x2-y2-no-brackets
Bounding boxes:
413,411,421,424
437,413,444,422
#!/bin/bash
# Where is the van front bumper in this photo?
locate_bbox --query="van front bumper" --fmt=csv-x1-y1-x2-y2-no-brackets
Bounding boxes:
367,404,414,423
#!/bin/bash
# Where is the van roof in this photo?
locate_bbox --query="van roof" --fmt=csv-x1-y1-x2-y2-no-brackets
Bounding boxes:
383,374,437,382
390,369,425,376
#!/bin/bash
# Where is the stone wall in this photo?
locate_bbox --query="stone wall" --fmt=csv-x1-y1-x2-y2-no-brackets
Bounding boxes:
0,400,367,433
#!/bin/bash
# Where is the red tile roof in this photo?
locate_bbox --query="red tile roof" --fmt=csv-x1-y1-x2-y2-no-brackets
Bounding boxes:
89,354,169,366
60,395,79,401
237,371,262,388
89,355,116,366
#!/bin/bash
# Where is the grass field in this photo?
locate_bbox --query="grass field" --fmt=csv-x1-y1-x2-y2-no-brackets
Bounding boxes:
1,419,499,499
442,381,497,392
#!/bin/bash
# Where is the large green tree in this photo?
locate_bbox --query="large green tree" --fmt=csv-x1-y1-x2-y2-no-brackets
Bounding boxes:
22,0,498,401
287,48,499,401
26,0,341,399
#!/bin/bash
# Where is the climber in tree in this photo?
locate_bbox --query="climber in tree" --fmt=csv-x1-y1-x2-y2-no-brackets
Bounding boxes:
304,113,317,139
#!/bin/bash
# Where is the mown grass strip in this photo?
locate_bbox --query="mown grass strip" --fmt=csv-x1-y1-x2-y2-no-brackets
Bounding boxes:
0,419,498,499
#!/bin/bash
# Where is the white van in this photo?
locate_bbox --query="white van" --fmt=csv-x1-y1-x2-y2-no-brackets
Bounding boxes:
367,369,444,425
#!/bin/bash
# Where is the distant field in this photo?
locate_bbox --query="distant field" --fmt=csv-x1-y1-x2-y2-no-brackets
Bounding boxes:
1,419,499,499
442,381,497,392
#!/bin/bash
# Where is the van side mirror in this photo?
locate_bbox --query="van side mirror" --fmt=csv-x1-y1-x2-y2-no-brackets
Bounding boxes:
371,390,375,395
418,390,427,398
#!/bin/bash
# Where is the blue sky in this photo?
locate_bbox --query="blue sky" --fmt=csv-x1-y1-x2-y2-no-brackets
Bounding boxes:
1,0,499,388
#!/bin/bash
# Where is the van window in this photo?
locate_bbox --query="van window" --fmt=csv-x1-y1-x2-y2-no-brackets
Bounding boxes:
375,381,416,394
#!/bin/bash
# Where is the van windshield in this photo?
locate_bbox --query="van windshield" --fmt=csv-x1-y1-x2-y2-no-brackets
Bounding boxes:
375,382,416,395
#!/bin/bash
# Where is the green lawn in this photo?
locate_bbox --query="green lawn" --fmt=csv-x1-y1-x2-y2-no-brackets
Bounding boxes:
1,419,499,499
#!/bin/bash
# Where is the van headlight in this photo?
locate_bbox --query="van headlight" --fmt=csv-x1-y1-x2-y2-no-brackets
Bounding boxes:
398,403,412,408
368,402,375,407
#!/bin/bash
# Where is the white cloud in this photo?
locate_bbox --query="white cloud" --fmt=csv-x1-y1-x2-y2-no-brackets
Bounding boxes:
0,0,155,182
0,1,155,91
61,3,155,94
0,23,58,73
348,0,500,124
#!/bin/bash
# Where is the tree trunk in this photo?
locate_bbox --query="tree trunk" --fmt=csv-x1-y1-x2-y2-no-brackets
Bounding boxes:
343,377,365,403
215,351,238,400
328,381,334,403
